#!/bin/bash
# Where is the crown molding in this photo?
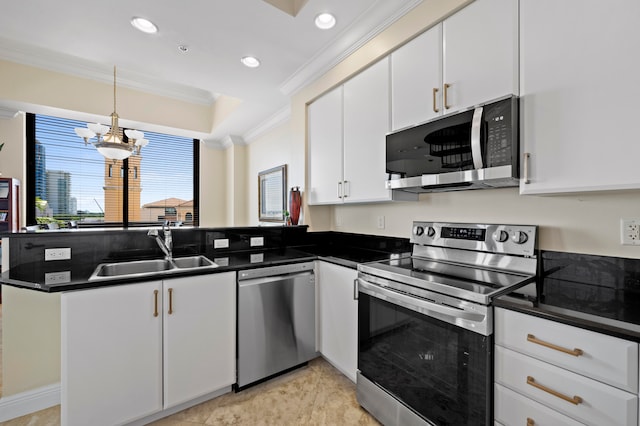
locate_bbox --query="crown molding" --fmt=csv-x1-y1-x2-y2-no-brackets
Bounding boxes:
202,135,247,150
0,37,216,106
243,105,291,144
279,0,423,97
0,107,19,119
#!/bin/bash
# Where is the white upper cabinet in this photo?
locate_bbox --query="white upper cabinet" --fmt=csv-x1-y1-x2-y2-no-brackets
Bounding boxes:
391,25,442,131
520,0,640,194
307,86,343,205
390,0,518,132
443,0,519,113
308,58,414,205
343,57,392,203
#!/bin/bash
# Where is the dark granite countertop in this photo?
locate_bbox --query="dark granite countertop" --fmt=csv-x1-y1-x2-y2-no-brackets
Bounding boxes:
0,228,410,292
495,250,640,343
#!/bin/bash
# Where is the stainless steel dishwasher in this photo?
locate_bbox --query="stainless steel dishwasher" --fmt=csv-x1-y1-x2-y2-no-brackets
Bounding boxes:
236,261,316,389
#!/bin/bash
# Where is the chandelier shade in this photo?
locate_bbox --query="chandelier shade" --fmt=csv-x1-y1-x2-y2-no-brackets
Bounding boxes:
74,66,149,161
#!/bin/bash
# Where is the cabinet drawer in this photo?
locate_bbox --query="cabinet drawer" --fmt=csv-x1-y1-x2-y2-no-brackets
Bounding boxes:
495,346,637,426
495,383,583,426
495,308,638,392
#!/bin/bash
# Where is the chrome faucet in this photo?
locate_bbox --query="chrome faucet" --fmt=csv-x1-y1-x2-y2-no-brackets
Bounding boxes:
148,221,173,260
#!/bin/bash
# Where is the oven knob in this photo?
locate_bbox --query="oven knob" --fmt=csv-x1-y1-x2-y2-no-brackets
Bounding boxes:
493,230,509,243
413,225,424,236
426,226,436,237
512,231,529,244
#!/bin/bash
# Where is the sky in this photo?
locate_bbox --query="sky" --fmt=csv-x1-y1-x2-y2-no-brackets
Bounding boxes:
36,114,194,213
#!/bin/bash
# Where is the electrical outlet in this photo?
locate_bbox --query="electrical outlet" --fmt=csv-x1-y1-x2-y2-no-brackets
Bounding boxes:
621,219,640,245
377,215,385,229
45,271,71,285
214,239,229,249
45,247,72,261
250,237,264,247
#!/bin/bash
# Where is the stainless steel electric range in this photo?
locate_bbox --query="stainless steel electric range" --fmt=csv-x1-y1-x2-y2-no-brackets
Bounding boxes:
356,221,538,426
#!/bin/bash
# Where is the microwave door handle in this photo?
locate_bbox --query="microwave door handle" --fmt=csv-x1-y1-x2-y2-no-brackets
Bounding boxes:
471,106,484,169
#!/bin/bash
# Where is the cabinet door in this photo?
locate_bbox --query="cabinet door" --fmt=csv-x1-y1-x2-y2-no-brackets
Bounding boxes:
163,272,236,408
495,308,638,393
495,383,584,426
495,346,638,426
391,24,443,131
343,57,392,203
520,0,640,194
62,281,163,426
317,261,358,382
308,86,344,205
443,0,518,113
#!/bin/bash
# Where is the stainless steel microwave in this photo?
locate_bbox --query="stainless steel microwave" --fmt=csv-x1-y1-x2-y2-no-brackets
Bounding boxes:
386,96,519,193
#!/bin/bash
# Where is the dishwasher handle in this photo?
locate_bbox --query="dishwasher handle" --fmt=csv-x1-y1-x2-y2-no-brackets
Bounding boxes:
238,271,314,288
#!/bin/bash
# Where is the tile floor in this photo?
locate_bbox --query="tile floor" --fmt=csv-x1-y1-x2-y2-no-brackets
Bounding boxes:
1,357,380,426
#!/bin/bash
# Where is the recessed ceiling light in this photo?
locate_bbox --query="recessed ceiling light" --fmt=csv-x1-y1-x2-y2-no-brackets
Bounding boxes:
241,56,261,68
131,17,158,34
315,13,336,30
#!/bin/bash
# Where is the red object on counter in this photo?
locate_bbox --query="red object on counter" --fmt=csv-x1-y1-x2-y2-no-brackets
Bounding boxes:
289,187,301,225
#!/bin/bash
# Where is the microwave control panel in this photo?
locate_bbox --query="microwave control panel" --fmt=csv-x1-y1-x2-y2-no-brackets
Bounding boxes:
485,99,516,167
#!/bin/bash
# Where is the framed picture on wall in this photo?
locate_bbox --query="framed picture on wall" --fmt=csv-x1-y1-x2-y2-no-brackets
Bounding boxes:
258,164,287,222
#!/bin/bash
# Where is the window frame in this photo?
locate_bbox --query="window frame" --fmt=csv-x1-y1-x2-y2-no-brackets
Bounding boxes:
26,113,200,227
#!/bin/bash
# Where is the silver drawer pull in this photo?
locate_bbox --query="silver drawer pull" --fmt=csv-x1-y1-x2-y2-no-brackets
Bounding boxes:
527,334,584,357
526,376,583,405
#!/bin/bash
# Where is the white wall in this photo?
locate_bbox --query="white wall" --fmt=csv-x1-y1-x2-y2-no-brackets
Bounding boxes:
2,286,60,396
246,120,301,225
199,143,227,227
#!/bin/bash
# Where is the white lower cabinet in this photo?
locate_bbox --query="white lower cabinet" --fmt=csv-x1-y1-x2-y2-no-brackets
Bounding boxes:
494,307,639,426
495,383,583,426
163,274,236,408
317,261,358,382
62,272,236,426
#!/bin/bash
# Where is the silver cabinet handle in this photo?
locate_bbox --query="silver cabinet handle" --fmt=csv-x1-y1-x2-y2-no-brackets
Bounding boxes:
353,279,358,300
337,181,343,199
343,180,349,198
523,152,531,184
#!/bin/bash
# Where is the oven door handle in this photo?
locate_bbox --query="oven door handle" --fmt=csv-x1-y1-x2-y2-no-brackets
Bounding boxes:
358,278,487,325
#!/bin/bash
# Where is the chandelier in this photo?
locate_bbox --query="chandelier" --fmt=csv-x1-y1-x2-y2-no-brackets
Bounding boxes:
74,66,149,161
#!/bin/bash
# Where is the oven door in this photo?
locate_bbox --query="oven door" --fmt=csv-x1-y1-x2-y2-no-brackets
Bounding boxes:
357,276,492,426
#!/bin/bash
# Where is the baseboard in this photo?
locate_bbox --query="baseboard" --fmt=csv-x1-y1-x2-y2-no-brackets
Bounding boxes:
0,383,61,422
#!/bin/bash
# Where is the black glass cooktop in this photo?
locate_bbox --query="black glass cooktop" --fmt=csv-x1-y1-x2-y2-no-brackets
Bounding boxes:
359,255,535,305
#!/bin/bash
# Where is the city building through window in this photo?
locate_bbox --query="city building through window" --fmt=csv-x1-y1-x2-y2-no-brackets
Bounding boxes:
29,114,198,227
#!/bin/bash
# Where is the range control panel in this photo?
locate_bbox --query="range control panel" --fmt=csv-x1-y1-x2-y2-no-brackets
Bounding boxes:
410,221,537,257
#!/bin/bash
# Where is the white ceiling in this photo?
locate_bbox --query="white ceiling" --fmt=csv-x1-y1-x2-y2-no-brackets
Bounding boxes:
0,0,421,144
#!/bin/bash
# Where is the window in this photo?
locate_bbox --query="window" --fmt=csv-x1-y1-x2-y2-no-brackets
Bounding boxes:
28,114,199,227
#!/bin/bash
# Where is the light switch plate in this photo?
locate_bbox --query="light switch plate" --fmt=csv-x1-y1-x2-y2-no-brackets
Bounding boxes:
214,239,229,249
250,237,264,247
45,248,72,261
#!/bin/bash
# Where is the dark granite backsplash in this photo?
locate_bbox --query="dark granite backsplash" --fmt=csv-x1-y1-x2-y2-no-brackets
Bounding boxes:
8,226,310,271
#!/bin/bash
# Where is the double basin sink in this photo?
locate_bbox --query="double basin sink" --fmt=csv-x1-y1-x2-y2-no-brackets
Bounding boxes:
89,255,218,281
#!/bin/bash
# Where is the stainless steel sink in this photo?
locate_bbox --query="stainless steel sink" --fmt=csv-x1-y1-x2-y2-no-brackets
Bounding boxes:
172,255,218,269
93,259,174,278
89,255,218,281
